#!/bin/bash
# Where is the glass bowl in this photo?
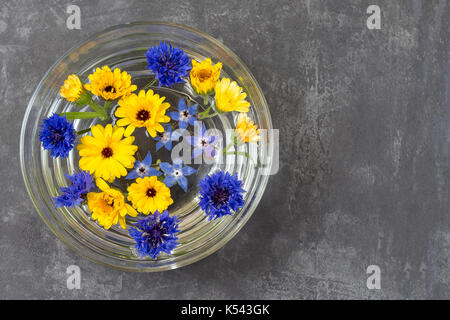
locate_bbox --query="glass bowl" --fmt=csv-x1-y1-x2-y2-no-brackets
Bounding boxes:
20,22,273,272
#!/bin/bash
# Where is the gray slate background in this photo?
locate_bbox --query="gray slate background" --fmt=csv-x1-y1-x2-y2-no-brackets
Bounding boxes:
1,0,449,299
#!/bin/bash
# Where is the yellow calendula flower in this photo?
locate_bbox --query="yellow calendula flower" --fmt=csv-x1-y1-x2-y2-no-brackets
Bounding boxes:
77,124,138,182
115,89,171,137
87,178,138,229
60,74,83,102
190,58,222,95
235,113,261,143
127,176,173,215
84,66,137,100
214,78,250,113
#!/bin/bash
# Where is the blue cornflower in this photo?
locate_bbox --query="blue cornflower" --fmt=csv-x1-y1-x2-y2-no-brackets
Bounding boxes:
160,158,196,192
53,170,94,208
145,42,192,87
125,151,161,180
152,124,175,151
39,114,76,158
189,123,218,158
129,211,180,259
198,171,245,220
168,99,197,131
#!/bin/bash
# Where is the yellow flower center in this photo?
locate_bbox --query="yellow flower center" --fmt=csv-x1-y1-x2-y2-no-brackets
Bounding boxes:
197,68,212,81
104,194,115,207
104,85,116,93
146,188,157,198
101,147,113,158
136,109,151,121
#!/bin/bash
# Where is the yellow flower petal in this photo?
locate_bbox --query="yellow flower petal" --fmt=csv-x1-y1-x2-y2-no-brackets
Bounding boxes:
77,124,137,183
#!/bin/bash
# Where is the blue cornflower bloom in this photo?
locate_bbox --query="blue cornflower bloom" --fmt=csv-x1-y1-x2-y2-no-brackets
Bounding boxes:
145,42,192,87
53,170,94,208
129,211,180,259
198,171,245,220
160,158,196,192
39,113,76,158
152,124,175,151
189,123,218,158
125,151,161,180
168,99,197,131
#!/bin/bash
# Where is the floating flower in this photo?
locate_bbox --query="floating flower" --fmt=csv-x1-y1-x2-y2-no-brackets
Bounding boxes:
77,124,137,182
87,178,138,229
39,113,76,158
189,123,218,158
145,42,192,87
235,113,261,143
129,211,180,259
59,74,84,102
168,98,197,131
127,176,173,215
152,124,175,151
84,66,136,100
116,89,171,137
214,78,250,113
198,171,245,220
160,158,196,192
54,170,94,208
190,58,222,95
125,151,161,180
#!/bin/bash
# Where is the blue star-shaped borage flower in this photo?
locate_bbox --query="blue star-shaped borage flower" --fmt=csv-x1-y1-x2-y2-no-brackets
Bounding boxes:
189,123,218,158
125,152,161,180
152,124,176,151
160,158,196,192
169,99,197,131
53,170,94,208
145,42,192,87
129,210,180,259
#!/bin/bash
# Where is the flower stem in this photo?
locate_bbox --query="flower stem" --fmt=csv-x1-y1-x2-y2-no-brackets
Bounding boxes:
103,100,112,112
198,111,218,119
223,142,234,155
203,95,209,106
76,128,91,135
87,98,107,119
142,78,157,91
225,151,254,162
198,105,212,117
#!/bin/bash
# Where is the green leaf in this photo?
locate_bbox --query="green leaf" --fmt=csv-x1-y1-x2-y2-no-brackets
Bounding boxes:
59,112,103,119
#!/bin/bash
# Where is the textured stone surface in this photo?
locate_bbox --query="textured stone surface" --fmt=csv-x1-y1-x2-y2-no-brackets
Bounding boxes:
1,0,449,299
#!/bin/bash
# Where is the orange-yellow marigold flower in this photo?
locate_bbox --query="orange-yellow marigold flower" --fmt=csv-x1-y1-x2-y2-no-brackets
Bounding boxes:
77,124,137,182
190,58,222,95
115,89,171,137
214,78,250,113
84,66,136,100
60,74,83,102
87,178,138,229
235,113,261,143
127,176,173,215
